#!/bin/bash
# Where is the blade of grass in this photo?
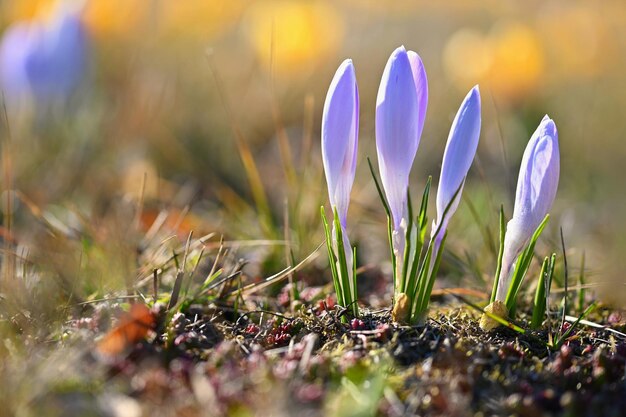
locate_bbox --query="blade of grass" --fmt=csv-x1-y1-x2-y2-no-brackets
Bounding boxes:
367,157,396,291
204,271,241,293
560,227,568,334
235,243,322,296
564,314,626,339
283,198,296,306
463,194,496,256
352,245,358,315
167,231,193,310
552,302,596,350
205,236,224,287
206,52,275,238
578,251,586,313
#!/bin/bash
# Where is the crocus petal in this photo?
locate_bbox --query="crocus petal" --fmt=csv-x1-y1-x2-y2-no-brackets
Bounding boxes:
432,85,481,241
321,59,359,227
495,115,560,302
513,115,560,229
406,51,428,140
376,46,421,230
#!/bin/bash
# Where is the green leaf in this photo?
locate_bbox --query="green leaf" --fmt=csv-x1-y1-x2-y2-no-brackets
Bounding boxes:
404,179,463,323
417,177,432,251
352,245,359,317
504,214,550,312
490,205,506,303
531,253,556,329
410,241,433,322
321,206,343,307
405,178,432,310
413,232,448,324
400,188,414,294
333,208,358,317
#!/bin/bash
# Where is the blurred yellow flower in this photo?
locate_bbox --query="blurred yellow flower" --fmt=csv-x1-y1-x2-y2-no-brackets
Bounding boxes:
83,0,148,38
0,0,57,24
488,22,544,101
538,4,615,80
342,0,504,15
341,0,420,14
443,22,544,102
1,0,44,22
443,29,493,91
159,0,246,41
244,1,344,77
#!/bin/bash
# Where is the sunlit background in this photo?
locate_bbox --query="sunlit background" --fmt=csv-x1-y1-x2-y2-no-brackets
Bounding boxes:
1,0,625,306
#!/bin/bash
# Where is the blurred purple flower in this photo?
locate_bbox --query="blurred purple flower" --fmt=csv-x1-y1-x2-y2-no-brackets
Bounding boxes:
495,115,560,301
376,46,428,259
0,24,32,100
431,86,481,247
0,5,88,106
322,59,359,228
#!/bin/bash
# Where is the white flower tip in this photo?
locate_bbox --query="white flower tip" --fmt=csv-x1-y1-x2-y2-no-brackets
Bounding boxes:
540,115,557,139
392,45,408,58
337,59,355,77
407,49,424,63
455,85,481,119
467,85,481,103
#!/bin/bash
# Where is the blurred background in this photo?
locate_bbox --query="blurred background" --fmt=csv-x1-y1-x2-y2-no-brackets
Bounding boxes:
0,0,625,308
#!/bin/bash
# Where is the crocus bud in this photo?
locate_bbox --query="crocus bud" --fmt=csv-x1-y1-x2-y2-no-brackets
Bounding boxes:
431,86,481,247
376,46,428,260
322,59,359,302
0,4,88,107
494,115,560,302
321,59,359,229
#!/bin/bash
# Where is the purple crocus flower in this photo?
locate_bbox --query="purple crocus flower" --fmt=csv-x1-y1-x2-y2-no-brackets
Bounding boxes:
321,58,359,300
322,59,359,229
0,4,88,107
431,86,481,249
376,46,428,263
494,115,560,302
